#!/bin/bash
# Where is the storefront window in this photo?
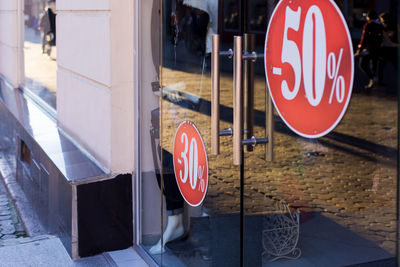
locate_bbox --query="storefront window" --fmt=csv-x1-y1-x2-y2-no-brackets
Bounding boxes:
23,0,56,109
138,0,398,266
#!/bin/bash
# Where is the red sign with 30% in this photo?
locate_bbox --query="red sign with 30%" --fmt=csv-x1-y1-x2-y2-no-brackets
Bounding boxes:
265,0,354,138
173,121,208,207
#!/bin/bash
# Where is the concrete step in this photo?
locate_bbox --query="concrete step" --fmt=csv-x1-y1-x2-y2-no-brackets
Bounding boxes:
0,235,72,266
0,234,54,247
0,235,113,266
104,248,149,267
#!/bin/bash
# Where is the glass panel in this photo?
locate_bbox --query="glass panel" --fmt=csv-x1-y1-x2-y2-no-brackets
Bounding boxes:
24,0,57,109
224,0,239,32
154,0,240,266
247,0,268,34
138,0,163,262
140,0,398,266
244,1,398,266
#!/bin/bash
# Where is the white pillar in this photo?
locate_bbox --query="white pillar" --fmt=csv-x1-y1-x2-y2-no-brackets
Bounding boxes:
56,0,134,173
0,0,20,87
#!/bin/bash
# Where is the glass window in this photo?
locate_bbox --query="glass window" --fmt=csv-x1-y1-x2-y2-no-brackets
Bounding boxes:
224,0,239,31
23,0,57,110
138,0,399,266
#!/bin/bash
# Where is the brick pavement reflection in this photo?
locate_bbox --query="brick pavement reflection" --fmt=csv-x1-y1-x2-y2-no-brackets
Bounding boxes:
160,68,397,254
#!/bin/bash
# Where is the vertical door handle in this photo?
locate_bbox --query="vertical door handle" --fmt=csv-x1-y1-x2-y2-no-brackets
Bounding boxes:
266,87,274,161
233,36,243,166
243,34,255,152
212,35,272,164
211,34,220,156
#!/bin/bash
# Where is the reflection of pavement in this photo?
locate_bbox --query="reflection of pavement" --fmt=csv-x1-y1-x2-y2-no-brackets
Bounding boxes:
160,66,398,256
24,27,57,95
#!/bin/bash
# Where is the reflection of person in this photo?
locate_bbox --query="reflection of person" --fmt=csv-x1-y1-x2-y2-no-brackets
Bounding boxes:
355,10,383,89
183,0,218,54
224,2,238,30
38,1,56,55
38,6,51,54
47,1,56,46
170,0,216,55
378,12,398,85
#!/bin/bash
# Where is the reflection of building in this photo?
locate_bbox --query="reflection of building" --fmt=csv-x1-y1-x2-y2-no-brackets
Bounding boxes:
0,0,398,266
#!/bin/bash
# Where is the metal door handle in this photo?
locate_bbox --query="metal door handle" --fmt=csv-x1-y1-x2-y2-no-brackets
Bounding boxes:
238,37,274,165
212,35,273,164
266,87,274,161
244,34,255,152
211,35,233,156
233,36,243,166
211,34,220,155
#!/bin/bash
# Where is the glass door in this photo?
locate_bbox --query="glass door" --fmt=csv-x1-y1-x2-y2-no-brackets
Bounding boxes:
243,0,398,266
142,0,241,266
139,0,398,266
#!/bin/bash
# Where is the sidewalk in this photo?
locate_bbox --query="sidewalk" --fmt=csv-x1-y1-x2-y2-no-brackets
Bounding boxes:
0,175,148,265
0,235,112,267
0,178,112,265
0,81,149,267
0,170,25,242
0,232,148,267
0,145,112,266
0,167,147,267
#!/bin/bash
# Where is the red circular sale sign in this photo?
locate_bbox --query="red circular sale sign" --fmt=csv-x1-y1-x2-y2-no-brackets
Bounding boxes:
173,121,208,207
265,0,354,138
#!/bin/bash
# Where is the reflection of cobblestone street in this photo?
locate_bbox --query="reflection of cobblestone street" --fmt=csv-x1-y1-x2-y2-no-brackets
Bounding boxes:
161,67,397,254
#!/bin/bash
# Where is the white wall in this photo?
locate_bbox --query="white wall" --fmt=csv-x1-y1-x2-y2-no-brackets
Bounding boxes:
0,0,23,87
56,0,134,173
0,0,135,173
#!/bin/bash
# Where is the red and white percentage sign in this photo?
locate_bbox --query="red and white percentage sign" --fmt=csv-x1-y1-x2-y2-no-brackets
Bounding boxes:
280,5,347,107
197,165,205,193
173,121,208,207
178,132,198,190
302,6,327,107
327,49,345,103
265,0,354,138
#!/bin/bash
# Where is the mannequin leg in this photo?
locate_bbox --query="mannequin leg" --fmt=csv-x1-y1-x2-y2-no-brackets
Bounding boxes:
149,135,185,254
150,213,184,254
